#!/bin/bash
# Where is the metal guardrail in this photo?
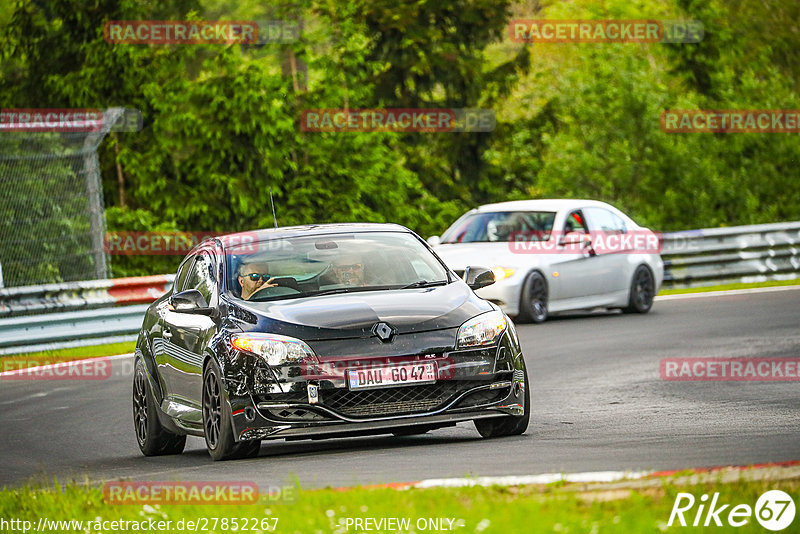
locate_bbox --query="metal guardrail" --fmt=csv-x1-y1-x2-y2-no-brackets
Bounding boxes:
0,275,174,317
0,221,798,354
661,221,800,289
0,305,149,355
0,275,173,354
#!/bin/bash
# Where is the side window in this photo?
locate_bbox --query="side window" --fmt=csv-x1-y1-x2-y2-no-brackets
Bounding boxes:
174,258,194,292
184,252,216,303
585,207,626,234
611,212,627,233
564,211,589,234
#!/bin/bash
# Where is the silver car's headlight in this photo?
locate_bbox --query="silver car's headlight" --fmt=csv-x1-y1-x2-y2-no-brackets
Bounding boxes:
457,310,507,348
230,333,316,366
491,267,515,281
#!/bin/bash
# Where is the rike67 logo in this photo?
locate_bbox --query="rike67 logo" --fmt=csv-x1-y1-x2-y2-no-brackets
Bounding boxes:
669,490,796,530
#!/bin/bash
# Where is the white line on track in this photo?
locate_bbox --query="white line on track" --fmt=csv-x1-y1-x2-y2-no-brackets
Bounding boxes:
409,471,652,489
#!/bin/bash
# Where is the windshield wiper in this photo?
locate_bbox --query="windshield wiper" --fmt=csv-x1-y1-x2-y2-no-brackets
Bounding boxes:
400,279,449,289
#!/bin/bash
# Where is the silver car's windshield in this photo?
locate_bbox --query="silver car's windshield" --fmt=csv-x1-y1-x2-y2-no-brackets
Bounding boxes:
226,231,449,302
441,211,556,243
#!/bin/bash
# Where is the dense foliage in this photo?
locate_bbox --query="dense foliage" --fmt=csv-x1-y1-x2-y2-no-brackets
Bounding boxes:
1,0,798,277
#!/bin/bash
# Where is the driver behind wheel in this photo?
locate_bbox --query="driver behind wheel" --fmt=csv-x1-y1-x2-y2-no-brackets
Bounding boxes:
238,261,277,300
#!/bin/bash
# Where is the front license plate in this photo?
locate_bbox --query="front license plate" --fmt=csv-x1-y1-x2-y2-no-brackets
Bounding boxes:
347,362,437,390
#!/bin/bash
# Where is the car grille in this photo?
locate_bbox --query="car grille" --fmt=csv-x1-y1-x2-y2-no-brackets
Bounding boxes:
264,407,328,422
259,380,491,418
321,380,491,418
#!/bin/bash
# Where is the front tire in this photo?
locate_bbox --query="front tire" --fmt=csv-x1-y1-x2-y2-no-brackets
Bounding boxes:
133,359,186,456
202,360,260,461
624,265,655,314
517,271,548,324
474,365,530,438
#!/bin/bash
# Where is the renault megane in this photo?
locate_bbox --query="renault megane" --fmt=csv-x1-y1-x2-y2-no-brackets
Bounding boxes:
132,224,530,460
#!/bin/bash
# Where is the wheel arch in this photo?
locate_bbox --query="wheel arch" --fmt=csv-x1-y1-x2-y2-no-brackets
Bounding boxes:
135,331,165,403
201,351,242,443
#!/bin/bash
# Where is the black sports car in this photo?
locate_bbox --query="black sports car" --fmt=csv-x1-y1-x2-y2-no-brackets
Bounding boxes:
133,223,530,460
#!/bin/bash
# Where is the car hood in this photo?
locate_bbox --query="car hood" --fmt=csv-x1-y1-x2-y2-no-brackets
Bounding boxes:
230,281,493,341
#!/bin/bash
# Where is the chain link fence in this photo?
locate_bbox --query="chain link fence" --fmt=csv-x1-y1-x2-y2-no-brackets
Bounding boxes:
0,108,138,288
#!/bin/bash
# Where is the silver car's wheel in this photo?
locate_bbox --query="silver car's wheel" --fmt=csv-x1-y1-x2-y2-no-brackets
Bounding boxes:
624,265,655,314
518,272,548,324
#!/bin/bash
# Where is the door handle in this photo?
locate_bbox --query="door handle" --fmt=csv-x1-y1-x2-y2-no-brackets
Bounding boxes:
163,328,173,339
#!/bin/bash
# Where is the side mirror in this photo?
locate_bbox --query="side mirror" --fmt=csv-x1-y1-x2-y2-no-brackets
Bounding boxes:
463,266,495,290
559,232,595,256
171,289,214,316
427,235,441,247
559,231,592,247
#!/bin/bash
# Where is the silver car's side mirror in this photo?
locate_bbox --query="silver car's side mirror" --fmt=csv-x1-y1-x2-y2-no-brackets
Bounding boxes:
559,232,592,247
427,235,441,247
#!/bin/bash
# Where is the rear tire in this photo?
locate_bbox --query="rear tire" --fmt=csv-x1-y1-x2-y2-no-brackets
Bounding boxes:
517,272,548,324
133,359,186,456
202,360,260,461
474,365,530,438
623,265,655,314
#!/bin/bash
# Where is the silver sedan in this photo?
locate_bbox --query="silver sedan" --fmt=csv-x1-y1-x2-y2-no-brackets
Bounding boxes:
429,199,664,323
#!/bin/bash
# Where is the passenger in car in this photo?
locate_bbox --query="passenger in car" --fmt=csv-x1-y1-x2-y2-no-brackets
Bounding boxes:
331,254,367,286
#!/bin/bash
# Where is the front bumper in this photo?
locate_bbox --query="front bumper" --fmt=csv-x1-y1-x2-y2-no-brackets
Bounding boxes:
475,279,524,317
238,379,524,441
225,335,527,441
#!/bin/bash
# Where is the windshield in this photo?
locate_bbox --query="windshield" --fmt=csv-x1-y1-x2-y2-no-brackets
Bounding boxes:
440,211,556,243
226,231,450,302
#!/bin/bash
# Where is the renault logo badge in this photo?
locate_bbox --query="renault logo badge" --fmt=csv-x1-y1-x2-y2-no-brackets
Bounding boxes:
373,322,396,342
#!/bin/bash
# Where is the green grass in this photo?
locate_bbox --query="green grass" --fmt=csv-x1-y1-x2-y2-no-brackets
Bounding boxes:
660,278,800,296
1,476,797,533
1,342,135,363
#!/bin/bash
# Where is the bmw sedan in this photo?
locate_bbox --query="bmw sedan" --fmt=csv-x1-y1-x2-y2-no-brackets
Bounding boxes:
133,223,529,460
428,200,664,323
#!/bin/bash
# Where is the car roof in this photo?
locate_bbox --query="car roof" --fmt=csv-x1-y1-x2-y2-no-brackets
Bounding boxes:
215,222,412,249
474,199,617,213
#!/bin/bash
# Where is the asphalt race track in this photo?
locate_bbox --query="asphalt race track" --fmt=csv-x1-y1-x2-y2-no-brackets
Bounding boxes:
1,288,798,489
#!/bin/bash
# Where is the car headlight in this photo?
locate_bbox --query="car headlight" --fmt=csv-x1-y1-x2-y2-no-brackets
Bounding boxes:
230,333,316,366
491,267,515,281
457,310,507,348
